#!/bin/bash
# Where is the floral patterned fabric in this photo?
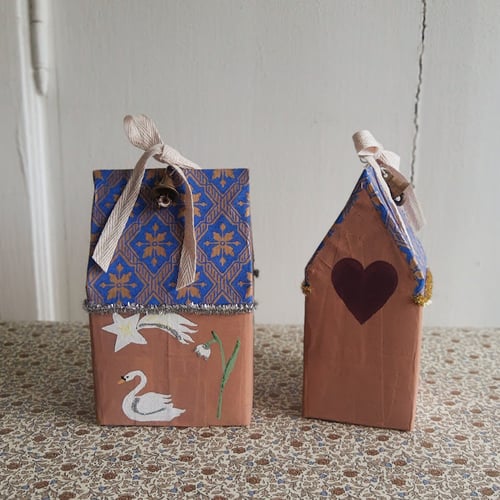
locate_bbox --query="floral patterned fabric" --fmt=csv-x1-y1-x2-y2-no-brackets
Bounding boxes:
0,322,498,499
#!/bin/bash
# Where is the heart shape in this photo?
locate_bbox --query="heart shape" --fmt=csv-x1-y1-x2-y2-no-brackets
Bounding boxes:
331,258,398,324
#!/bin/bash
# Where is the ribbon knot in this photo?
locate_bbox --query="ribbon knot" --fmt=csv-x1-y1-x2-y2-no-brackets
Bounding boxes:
352,129,425,233
92,114,200,290
352,130,401,171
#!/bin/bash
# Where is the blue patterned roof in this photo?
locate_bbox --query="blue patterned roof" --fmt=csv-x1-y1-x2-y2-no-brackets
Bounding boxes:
86,168,254,309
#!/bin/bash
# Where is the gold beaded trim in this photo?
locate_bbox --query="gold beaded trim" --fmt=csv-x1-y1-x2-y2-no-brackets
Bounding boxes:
301,281,312,295
413,268,433,306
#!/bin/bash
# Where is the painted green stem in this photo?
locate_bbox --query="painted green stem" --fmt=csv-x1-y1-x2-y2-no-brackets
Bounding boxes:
211,330,240,420
211,331,226,373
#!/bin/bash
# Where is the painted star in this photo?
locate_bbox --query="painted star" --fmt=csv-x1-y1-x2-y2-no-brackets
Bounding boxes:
102,313,147,352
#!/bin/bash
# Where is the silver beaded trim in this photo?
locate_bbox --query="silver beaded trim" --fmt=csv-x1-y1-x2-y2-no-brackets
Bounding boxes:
83,300,255,315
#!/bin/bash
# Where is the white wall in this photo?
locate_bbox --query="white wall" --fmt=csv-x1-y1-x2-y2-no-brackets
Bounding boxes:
1,0,499,327
0,0,37,320
418,1,500,326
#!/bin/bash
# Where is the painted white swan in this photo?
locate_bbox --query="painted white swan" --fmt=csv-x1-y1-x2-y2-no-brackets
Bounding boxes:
118,370,185,422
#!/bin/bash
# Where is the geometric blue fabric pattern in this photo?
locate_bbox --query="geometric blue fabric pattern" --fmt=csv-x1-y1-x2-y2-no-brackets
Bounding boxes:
86,168,254,308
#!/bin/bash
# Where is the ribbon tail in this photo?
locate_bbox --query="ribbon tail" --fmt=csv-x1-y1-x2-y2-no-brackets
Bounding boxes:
124,114,163,151
367,157,416,254
175,169,197,290
92,147,157,272
401,186,426,232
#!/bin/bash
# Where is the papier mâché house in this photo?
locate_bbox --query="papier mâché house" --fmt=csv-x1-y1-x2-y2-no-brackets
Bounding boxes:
85,115,254,427
302,131,432,431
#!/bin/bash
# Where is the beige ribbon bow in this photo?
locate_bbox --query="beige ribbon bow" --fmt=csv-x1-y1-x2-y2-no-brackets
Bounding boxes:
92,114,200,290
353,130,401,171
352,130,425,233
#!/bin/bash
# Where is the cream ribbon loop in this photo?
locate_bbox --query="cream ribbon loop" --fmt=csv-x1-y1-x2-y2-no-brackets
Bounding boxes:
124,114,200,170
92,115,200,290
353,130,401,171
352,130,425,233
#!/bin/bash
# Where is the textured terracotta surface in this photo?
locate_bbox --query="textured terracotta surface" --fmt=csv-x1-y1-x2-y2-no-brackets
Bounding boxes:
0,322,499,498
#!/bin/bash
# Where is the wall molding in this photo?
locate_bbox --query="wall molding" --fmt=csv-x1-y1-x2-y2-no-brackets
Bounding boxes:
16,0,63,320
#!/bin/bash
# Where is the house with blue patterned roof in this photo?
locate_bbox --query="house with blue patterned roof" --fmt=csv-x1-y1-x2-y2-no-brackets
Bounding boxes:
85,115,254,428
302,150,431,431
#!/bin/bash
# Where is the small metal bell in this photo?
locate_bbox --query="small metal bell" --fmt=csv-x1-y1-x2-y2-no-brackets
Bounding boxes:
381,165,410,206
153,170,178,208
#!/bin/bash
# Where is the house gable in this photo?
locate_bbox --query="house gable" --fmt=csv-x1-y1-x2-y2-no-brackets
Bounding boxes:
304,165,427,299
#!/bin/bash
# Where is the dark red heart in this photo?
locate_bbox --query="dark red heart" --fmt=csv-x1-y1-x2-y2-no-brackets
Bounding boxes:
331,258,398,324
